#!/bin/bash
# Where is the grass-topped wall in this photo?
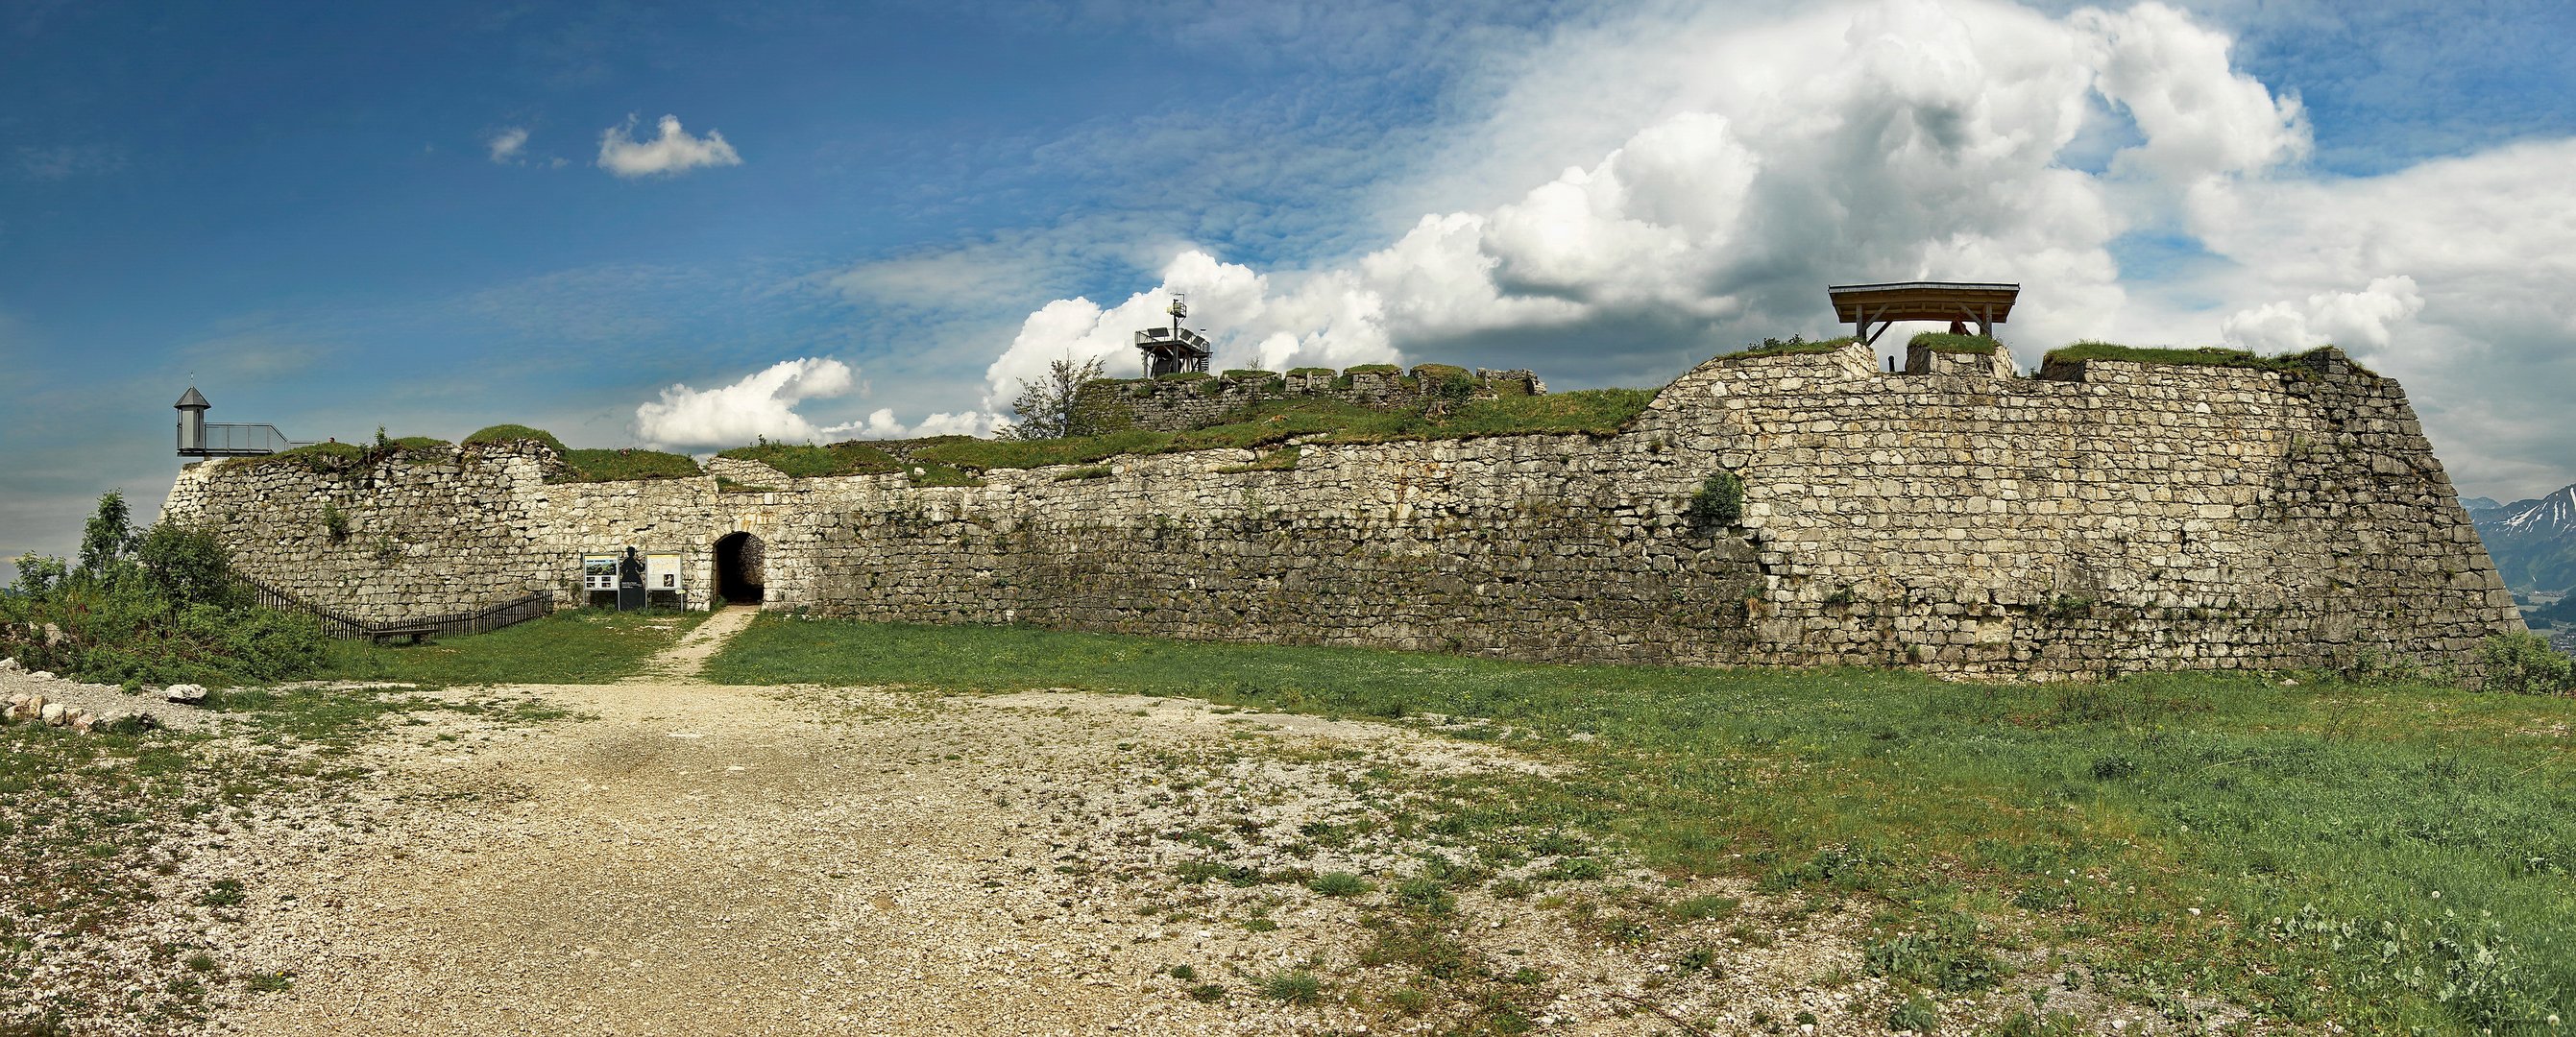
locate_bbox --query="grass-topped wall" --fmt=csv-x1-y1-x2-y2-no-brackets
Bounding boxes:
1908,332,2000,355
1728,335,1860,359
2037,343,2364,380
716,441,901,478
897,390,1652,474
462,423,570,454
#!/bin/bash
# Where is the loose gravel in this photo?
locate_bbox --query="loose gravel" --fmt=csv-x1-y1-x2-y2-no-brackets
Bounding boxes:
12,613,2247,1035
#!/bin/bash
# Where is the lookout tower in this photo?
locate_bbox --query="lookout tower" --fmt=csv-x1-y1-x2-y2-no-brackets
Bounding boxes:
175,385,313,458
1828,281,2020,345
1135,294,1212,377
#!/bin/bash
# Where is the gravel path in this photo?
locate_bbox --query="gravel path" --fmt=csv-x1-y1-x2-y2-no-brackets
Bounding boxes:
179,613,2043,1036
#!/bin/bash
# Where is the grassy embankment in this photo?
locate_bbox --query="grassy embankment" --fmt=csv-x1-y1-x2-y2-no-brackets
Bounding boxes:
705,616,2575,1034
311,608,708,686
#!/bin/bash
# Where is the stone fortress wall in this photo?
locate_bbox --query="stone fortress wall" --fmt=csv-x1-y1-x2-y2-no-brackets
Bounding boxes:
160,338,2525,681
1069,365,1546,434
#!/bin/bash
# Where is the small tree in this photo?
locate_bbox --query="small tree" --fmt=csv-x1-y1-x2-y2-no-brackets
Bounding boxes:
1003,355,1106,440
78,489,136,575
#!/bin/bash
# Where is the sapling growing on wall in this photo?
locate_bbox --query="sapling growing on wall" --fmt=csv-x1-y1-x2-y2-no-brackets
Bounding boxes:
1686,471,1745,528
1002,355,1106,440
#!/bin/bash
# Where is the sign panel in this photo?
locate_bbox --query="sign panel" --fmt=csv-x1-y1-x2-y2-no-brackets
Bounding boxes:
645,552,683,591
582,555,619,591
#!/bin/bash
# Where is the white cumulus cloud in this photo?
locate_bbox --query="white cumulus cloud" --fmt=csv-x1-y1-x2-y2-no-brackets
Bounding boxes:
982,0,2304,405
634,357,996,448
636,358,855,449
597,114,742,179
2220,276,2423,354
850,0,2576,498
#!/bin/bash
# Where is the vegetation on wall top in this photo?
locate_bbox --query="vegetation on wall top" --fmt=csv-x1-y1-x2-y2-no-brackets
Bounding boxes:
887,390,1653,475
1908,331,2001,355
461,424,570,453
551,448,700,483
716,440,901,478
1730,334,1860,358
2040,342,2364,377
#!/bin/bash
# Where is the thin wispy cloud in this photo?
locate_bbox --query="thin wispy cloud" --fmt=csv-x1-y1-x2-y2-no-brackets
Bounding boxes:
596,114,741,178
15,143,124,181
485,127,529,164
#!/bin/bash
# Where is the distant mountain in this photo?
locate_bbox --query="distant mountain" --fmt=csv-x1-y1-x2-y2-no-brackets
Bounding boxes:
2462,495,2503,514
2473,484,2576,593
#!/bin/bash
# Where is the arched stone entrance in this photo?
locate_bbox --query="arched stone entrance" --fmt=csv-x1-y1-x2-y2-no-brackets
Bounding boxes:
714,532,766,605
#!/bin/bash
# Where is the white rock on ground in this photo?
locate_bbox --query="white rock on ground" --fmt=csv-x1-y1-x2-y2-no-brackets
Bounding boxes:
163,683,209,704
0,665,211,733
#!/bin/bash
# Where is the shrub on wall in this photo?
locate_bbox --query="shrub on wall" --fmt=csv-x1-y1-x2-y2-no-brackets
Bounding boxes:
1686,471,1746,528
1411,364,1479,400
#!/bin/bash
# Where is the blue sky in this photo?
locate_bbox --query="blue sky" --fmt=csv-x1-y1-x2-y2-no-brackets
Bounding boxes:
7,0,2575,560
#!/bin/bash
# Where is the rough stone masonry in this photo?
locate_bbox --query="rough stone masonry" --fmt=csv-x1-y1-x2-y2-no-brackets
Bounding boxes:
159,339,2524,681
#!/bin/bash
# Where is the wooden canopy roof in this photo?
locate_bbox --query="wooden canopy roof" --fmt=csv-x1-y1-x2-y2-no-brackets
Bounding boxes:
1827,281,2020,344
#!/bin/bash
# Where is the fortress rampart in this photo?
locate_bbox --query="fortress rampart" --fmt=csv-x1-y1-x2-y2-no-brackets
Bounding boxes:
1069,364,1545,435
159,340,2525,680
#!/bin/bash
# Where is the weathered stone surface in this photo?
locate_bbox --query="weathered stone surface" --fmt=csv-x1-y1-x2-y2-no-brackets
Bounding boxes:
161,342,2522,681
163,684,209,704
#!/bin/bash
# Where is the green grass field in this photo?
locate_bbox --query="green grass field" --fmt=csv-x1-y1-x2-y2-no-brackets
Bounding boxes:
705,616,2576,1034
314,608,706,686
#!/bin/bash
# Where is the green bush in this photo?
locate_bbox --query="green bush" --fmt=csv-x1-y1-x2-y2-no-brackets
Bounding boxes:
1412,363,1480,399
1686,471,1745,527
1220,369,1277,379
1343,363,1401,375
461,423,570,453
1,494,328,687
2480,632,2574,695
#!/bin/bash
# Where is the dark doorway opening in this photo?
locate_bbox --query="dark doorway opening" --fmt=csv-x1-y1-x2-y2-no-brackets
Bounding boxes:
714,532,766,605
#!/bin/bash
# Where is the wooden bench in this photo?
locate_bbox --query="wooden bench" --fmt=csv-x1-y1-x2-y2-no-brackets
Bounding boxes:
369,626,435,646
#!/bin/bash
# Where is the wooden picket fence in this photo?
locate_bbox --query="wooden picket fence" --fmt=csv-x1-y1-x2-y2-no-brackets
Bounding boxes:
236,575,554,641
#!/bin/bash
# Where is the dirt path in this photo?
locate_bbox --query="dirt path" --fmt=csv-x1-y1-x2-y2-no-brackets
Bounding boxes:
200,617,1906,1036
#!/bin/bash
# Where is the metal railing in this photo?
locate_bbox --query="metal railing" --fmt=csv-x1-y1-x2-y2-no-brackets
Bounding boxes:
237,574,554,640
188,423,316,457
